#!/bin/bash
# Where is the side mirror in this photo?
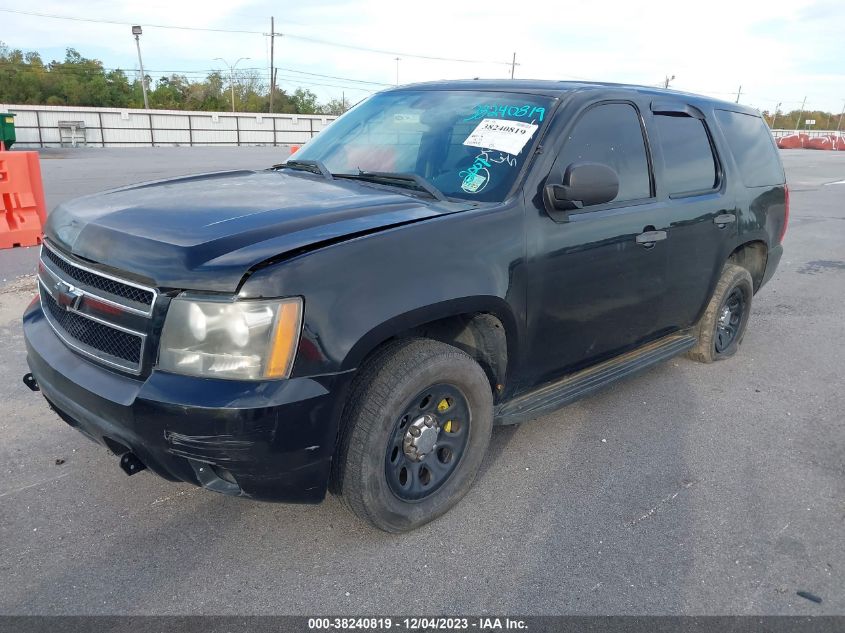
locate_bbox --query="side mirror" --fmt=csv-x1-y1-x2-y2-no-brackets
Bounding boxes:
543,162,620,215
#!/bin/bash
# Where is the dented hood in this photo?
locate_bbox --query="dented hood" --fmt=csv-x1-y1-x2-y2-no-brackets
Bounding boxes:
46,169,468,292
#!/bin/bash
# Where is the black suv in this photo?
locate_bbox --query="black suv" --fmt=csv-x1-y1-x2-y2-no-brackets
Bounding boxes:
22,80,787,531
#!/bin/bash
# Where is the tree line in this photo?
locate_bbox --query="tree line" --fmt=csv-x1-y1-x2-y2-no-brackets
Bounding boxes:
761,109,844,131
0,43,349,115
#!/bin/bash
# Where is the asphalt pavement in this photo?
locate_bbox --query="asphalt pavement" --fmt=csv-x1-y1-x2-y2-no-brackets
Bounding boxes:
0,147,843,615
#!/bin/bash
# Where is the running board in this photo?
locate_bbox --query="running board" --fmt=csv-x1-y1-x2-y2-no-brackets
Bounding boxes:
494,333,696,425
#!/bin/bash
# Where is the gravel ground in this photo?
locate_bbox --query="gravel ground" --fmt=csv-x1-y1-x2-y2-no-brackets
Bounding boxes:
0,147,843,615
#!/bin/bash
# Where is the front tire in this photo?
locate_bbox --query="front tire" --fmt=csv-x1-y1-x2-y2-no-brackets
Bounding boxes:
334,338,493,532
688,263,754,363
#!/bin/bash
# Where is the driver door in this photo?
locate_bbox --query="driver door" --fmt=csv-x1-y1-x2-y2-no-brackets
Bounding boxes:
524,101,676,386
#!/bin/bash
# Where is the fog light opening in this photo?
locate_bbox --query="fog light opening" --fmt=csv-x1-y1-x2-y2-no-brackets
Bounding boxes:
211,465,238,485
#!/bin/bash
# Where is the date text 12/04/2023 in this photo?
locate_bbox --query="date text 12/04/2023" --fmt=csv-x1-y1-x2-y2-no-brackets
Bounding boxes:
307,617,529,630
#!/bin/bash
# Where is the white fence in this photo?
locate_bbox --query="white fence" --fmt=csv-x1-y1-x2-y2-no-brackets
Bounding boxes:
0,104,337,148
770,128,842,139
6,107,834,149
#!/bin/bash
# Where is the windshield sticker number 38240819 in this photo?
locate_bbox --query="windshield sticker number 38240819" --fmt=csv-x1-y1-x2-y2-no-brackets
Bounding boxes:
463,118,539,157
465,104,546,122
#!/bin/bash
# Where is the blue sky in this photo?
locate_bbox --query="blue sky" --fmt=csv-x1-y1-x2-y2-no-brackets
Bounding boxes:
2,0,844,116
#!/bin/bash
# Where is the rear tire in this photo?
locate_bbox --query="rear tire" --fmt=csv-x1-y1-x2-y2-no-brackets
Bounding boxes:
688,263,754,363
334,338,493,532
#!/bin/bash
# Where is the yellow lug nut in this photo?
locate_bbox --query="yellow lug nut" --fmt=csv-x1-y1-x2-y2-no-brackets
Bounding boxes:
437,398,450,412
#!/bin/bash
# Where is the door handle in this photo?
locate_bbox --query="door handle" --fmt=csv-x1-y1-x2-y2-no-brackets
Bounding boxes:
714,213,736,227
635,230,668,247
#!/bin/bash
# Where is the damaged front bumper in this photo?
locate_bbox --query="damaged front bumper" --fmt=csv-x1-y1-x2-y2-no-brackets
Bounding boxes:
22,297,352,503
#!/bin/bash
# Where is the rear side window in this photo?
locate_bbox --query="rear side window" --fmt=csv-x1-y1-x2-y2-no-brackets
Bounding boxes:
654,115,718,195
715,110,784,187
557,103,651,204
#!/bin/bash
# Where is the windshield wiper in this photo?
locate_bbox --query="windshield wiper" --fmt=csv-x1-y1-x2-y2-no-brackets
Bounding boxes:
335,170,446,202
272,159,333,180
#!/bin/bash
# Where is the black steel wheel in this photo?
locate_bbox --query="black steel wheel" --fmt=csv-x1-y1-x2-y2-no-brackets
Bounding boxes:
385,384,471,501
688,263,754,363
333,338,493,532
714,287,746,353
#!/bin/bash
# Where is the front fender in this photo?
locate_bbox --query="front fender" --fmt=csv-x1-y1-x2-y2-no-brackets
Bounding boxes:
341,295,519,372
238,205,527,379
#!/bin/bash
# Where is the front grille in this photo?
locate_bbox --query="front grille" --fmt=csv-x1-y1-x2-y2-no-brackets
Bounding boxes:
38,242,156,374
41,290,142,364
42,246,154,307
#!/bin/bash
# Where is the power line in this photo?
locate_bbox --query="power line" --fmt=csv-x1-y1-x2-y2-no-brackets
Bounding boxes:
0,58,391,89
0,7,514,65
0,8,260,33
274,66,391,86
120,66,390,87
279,32,512,65
0,65,380,93
273,75,376,93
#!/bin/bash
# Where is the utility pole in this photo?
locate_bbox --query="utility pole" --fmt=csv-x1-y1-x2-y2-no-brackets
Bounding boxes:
264,18,282,113
837,100,845,132
394,57,401,86
215,57,251,112
795,96,806,132
510,52,516,79
269,17,275,113
132,26,149,109
771,102,781,129
735,85,742,104
663,74,675,89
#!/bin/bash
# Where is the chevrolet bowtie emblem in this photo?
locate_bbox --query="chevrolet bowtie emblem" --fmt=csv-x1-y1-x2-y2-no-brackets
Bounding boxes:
54,281,83,311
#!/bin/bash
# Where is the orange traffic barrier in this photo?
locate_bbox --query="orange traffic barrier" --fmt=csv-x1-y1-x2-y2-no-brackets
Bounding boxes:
776,133,809,149
806,136,833,150
290,145,301,155
816,134,845,151
776,133,845,151
0,151,47,249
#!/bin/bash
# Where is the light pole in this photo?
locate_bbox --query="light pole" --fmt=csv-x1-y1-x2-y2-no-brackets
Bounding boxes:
214,57,251,112
132,25,149,109
795,96,806,132
771,102,781,129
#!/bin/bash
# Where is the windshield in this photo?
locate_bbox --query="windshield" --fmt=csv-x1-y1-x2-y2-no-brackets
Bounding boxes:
293,90,556,202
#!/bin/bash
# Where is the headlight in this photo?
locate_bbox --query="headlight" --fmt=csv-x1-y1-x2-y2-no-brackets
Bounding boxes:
158,294,303,380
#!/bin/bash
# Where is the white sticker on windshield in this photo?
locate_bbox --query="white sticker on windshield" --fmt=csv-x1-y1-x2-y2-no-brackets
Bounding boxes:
461,173,487,193
463,118,539,156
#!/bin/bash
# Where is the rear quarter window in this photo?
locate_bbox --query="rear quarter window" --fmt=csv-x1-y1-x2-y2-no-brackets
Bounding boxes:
714,110,785,187
653,115,718,195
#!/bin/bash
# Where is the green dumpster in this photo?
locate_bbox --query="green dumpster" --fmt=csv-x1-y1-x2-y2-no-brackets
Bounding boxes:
0,113,16,150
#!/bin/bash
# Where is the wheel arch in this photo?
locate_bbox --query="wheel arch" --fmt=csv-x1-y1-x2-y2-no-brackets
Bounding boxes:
341,296,519,397
728,240,768,292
